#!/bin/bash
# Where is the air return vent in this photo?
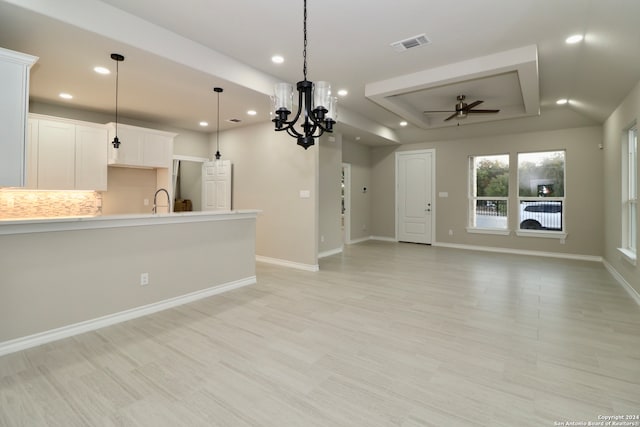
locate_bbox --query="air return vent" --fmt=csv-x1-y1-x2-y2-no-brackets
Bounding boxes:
390,34,431,52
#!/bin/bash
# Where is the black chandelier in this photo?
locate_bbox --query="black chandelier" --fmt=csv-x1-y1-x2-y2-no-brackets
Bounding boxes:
110,53,125,148
272,0,336,149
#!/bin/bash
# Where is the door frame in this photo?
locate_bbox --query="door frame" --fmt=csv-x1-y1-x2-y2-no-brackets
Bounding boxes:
395,149,436,243
342,162,351,244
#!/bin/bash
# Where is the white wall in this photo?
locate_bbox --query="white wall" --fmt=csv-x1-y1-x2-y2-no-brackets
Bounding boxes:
603,78,640,296
211,122,319,268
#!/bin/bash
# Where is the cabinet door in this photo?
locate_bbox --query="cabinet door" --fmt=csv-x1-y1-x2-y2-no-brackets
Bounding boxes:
25,118,39,188
143,133,172,167
75,125,108,191
0,48,36,187
108,126,143,166
37,119,75,190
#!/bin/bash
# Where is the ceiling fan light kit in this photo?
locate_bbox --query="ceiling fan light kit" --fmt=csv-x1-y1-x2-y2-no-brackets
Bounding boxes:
423,94,500,122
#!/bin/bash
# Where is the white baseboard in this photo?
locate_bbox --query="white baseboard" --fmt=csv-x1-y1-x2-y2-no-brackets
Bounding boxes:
432,242,603,262
348,236,371,244
370,235,397,242
256,255,319,272
0,276,256,357
319,246,343,259
603,260,640,306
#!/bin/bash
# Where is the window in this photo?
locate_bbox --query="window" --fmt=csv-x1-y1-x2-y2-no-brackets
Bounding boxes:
620,125,637,262
517,150,565,234
468,154,509,233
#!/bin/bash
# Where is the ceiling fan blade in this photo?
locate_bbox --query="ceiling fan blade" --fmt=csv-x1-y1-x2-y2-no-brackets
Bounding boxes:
444,112,458,121
467,109,500,114
423,110,456,113
463,100,483,110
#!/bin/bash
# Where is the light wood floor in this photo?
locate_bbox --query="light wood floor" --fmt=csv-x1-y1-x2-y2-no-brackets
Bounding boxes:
1,241,639,426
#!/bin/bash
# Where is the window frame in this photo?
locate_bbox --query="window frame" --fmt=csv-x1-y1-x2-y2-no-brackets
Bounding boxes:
619,125,638,264
515,150,567,239
467,154,510,235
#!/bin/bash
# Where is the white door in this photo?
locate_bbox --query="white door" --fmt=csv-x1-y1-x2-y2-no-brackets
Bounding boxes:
202,160,232,211
397,150,434,244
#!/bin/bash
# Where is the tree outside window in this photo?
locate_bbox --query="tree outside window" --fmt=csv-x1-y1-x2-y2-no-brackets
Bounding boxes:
469,154,509,230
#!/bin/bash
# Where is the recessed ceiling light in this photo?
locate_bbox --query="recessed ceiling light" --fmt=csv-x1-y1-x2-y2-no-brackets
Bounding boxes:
556,98,569,105
337,89,348,97
247,110,257,116
94,66,110,75
400,121,408,127
565,34,583,44
199,121,209,127
271,55,284,64
59,93,73,99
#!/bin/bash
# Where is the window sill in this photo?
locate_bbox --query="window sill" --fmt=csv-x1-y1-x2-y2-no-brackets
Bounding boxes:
515,229,567,240
617,247,637,266
466,227,510,236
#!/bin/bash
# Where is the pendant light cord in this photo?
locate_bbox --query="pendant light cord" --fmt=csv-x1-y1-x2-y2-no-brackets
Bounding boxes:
216,89,220,154
115,59,119,136
214,87,223,160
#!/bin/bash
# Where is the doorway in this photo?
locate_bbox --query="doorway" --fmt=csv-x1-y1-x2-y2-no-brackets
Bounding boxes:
342,163,351,244
396,149,435,244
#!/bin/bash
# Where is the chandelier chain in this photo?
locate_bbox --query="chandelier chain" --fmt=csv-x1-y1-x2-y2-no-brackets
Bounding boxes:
303,0,307,80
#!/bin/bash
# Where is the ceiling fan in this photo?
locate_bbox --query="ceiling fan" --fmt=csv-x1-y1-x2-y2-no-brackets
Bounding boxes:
423,95,500,121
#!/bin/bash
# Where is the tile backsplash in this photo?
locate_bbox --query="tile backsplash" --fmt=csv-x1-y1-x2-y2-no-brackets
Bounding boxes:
0,189,102,219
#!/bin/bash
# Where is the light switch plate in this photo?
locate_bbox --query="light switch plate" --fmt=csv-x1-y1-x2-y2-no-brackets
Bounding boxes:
299,190,311,199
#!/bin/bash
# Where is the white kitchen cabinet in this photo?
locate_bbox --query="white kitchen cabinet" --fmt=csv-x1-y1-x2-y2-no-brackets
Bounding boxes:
75,125,108,190
37,119,76,190
0,47,38,187
28,114,108,191
107,123,175,168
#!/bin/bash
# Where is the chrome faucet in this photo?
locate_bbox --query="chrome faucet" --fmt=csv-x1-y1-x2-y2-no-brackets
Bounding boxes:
152,188,171,214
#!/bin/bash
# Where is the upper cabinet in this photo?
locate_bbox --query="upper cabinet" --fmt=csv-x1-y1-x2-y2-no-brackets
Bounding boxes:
28,115,108,191
0,47,38,187
107,123,175,168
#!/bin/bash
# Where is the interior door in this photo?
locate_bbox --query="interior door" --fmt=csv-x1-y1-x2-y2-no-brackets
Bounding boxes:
397,151,433,244
202,160,232,211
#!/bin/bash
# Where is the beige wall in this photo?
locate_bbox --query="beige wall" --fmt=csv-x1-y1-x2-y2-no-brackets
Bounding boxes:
603,79,640,295
371,126,604,256
0,218,256,342
101,167,157,215
212,122,318,267
319,134,343,255
343,138,373,241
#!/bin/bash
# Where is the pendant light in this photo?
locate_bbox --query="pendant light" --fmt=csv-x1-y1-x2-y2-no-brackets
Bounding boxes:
110,53,124,148
214,87,223,160
271,0,336,149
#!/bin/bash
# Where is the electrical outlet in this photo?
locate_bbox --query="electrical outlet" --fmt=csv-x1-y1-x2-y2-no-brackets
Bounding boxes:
140,273,149,286
448,229,453,236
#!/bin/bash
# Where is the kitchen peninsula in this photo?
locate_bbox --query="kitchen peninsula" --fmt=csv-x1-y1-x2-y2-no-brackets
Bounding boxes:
0,210,259,356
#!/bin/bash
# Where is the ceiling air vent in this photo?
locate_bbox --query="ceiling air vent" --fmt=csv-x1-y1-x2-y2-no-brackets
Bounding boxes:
391,34,431,52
